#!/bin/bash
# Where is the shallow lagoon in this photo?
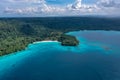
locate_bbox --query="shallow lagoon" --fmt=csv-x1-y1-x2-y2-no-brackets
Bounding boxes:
0,31,120,80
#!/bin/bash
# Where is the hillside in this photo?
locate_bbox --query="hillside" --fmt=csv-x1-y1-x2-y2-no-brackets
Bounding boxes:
0,17,120,56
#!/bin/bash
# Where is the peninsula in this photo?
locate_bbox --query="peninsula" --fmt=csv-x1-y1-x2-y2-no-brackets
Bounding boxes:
58,35,79,46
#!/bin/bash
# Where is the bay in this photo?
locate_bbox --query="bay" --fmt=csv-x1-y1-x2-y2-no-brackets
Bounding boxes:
0,30,120,80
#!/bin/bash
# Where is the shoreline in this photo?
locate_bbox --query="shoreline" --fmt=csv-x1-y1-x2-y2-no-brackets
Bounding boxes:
33,40,59,44
0,40,60,57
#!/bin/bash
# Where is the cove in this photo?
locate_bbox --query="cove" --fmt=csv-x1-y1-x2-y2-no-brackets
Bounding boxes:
0,30,120,80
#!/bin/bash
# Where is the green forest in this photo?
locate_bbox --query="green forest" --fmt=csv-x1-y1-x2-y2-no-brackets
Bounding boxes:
0,17,120,56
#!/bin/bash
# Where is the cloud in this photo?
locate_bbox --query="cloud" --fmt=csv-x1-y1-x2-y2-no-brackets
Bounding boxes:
4,7,38,14
97,0,120,8
2,0,120,17
67,0,100,13
70,0,82,9
4,0,47,14
4,1,65,15
5,0,45,3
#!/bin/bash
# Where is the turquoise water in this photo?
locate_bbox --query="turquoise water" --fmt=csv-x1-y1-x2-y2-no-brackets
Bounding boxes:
0,31,120,80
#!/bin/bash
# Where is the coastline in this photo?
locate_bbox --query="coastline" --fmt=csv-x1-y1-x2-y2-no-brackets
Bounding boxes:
0,34,79,57
0,40,59,57
33,40,59,44
0,40,61,76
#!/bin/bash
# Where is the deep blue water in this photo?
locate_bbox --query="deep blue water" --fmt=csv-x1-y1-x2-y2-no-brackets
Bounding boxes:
0,31,120,80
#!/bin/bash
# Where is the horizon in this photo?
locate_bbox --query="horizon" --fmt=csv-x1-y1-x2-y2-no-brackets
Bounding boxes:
0,15,120,19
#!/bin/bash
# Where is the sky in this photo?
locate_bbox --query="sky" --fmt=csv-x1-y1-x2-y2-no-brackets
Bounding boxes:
0,0,120,17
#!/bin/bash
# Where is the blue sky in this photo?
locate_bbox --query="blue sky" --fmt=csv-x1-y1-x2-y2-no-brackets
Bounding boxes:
82,0,97,4
47,0,97,5
46,0,74,4
0,0,120,17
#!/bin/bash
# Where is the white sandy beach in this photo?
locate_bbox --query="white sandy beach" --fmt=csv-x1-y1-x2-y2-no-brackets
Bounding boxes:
33,40,58,44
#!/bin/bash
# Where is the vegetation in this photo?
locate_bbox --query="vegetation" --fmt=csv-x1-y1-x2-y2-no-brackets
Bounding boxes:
58,35,79,46
0,17,120,56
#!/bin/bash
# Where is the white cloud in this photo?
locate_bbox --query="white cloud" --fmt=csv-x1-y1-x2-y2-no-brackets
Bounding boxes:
67,0,100,14
4,0,47,14
4,7,38,14
4,2,65,15
71,0,82,9
7,0,45,3
2,0,120,17
96,0,120,16
97,0,120,8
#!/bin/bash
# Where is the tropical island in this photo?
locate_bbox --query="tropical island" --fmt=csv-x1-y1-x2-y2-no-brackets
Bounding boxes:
0,17,120,56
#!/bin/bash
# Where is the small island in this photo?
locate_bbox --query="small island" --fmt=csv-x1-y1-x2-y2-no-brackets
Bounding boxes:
58,34,79,46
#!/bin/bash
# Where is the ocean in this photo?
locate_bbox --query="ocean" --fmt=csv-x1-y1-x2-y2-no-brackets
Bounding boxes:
0,30,120,80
